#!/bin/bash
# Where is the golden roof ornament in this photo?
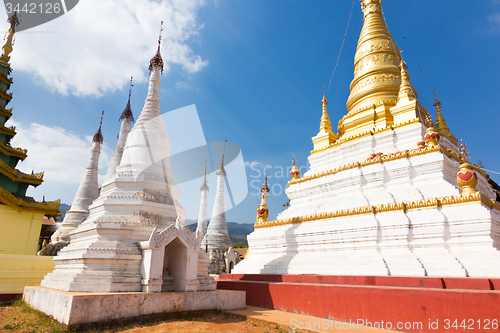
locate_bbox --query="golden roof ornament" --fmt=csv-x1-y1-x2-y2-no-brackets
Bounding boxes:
456,162,478,195
149,21,164,74
290,156,300,180
312,88,338,150
396,56,417,103
424,127,440,148
92,111,104,144
1,12,20,66
256,202,269,223
458,139,470,161
434,96,457,145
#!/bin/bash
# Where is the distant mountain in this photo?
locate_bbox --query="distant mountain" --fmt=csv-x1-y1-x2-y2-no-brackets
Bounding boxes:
56,203,71,222
186,221,254,247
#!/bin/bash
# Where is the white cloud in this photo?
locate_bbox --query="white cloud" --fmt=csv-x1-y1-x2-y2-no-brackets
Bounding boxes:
1,0,208,97
9,121,111,202
175,81,192,89
489,12,500,33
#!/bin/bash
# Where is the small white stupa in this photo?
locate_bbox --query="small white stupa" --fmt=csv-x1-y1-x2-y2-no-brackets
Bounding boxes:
196,163,209,235
201,154,232,252
104,78,134,184
42,113,104,255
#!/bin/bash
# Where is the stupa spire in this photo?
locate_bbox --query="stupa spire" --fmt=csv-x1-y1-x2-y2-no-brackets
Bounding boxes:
312,88,338,150
256,173,270,223
48,112,104,251
104,79,134,184
149,21,164,74
433,96,457,145
197,161,209,235
201,151,232,251
396,56,417,104
346,0,401,114
0,12,19,66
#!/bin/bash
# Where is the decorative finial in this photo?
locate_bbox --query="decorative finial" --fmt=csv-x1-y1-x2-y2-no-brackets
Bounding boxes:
93,111,104,144
120,77,134,122
217,140,227,175
261,173,270,193
433,95,455,143
456,162,478,196
396,55,417,103
458,139,470,161
290,156,300,180
149,21,164,74
200,159,209,191
1,12,21,65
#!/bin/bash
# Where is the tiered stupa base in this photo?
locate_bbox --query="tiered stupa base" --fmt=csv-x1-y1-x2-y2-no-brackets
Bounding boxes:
234,122,500,277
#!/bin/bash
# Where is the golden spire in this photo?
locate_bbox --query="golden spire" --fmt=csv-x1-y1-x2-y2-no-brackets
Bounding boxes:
319,90,333,132
1,13,20,66
396,56,417,103
312,89,337,150
346,0,401,114
149,21,164,74
433,96,457,145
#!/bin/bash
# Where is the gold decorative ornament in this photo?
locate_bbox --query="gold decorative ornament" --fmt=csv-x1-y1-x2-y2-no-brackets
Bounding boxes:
256,202,269,223
434,96,458,146
424,127,440,148
255,191,497,229
456,162,478,195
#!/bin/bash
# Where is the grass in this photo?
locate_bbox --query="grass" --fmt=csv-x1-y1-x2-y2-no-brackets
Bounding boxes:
0,299,289,333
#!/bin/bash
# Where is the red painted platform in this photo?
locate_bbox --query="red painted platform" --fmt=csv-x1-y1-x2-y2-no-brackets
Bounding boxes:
217,274,500,333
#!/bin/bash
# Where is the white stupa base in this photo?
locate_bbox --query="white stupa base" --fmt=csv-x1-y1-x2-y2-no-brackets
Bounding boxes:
234,201,500,277
23,286,245,325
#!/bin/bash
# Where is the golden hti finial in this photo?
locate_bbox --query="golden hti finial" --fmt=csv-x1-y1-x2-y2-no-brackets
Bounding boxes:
396,55,417,103
433,95,457,145
120,76,134,122
319,85,332,133
1,12,20,66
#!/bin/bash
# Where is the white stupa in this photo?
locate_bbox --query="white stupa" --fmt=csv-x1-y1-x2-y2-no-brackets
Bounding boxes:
201,154,232,251
104,80,134,184
196,164,209,235
234,0,500,277
45,115,104,254
41,39,188,292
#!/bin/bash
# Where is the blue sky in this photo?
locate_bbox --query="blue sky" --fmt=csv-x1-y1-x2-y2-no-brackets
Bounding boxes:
4,0,500,224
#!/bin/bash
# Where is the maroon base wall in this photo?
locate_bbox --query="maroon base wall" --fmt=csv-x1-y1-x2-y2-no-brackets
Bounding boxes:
217,274,500,333
0,294,21,302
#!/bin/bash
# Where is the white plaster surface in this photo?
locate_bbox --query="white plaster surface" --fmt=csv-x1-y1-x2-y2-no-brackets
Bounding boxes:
41,61,188,292
234,122,500,277
24,286,245,325
202,172,232,251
